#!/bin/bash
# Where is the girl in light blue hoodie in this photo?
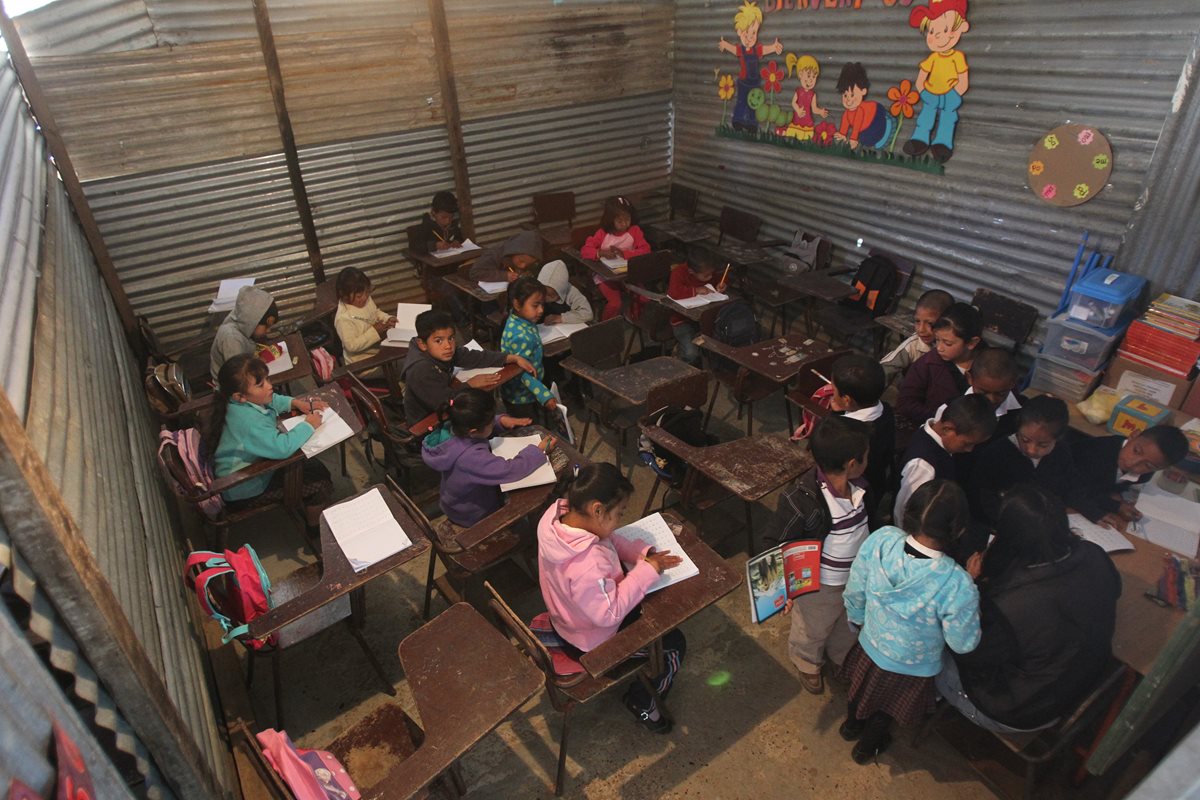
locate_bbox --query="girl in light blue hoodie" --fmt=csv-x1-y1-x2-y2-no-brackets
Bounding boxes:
839,479,981,764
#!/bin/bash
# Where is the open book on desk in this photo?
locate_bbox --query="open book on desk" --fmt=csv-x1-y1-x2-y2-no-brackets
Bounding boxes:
322,487,413,572
431,238,482,259
613,513,699,593
538,322,589,345
488,434,556,492
281,406,355,458
673,285,729,309
477,280,508,294
600,256,628,272
385,302,432,346
1067,514,1134,553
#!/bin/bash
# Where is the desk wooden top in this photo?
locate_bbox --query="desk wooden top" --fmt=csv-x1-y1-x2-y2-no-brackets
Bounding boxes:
625,283,733,324
561,356,700,406
582,512,743,676
763,269,856,304
444,272,506,303
642,219,713,244
403,246,482,271
714,240,773,266
1107,534,1186,676
265,331,313,385
694,334,840,385
330,343,408,381
248,484,431,638
562,247,628,283
406,363,526,437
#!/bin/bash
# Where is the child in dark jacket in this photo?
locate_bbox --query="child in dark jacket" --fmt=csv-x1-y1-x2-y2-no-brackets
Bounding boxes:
421,388,550,528
1070,425,1189,529
894,393,995,523
896,302,985,425
768,416,873,695
409,190,463,255
828,353,895,516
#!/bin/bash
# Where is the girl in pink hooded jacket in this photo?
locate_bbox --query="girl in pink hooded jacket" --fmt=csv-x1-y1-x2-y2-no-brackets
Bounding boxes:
537,463,686,733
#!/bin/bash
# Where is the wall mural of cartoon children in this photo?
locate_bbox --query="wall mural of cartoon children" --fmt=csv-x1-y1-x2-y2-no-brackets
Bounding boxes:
783,54,829,141
718,2,784,132
902,0,970,163
833,63,896,151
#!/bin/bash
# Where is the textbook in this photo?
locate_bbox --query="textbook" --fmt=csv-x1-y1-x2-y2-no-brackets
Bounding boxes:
537,322,588,345
488,434,556,492
385,303,432,345
431,238,482,259
613,513,699,593
600,256,628,272
672,286,729,309
746,540,822,624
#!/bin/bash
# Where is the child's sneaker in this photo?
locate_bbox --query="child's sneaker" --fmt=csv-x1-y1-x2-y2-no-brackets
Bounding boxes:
622,686,673,734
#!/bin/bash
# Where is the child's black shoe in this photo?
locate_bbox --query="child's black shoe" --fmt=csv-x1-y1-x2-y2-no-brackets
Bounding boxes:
851,731,892,765
622,687,672,734
838,717,866,742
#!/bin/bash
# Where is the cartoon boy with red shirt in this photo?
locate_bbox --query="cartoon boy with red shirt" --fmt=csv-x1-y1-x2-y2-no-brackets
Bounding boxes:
718,2,783,132
833,62,896,151
902,0,971,163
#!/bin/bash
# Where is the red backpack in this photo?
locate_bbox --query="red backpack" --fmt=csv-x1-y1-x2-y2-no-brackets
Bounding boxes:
184,546,276,649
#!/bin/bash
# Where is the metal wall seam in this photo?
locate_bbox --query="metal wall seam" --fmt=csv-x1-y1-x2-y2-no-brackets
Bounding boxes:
463,91,674,245
671,0,1200,346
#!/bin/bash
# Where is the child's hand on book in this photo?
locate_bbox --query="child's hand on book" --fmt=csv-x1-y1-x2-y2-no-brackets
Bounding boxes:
1097,512,1128,532
538,435,555,452
1117,501,1142,522
645,549,683,574
303,412,324,429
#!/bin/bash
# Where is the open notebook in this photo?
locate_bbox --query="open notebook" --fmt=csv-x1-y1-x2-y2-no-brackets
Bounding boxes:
281,406,355,458
538,322,588,345
1067,514,1134,553
264,341,293,376
384,303,432,346
478,280,508,294
432,238,482,259
488,434,556,492
208,277,255,313
322,488,413,572
672,285,729,309
613,513,699,593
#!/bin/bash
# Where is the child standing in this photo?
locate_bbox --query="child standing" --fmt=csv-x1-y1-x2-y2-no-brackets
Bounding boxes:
421,388,549,528
667,245,726,366
538,463,685,732
580,196,651,321
841,479,981,763
828,354,895,514
1071,426,1189,529
784,54,828,141
880,289,954,380
333,267,396,367
896,302,985,425
208,354,330,529
209,285,278,381
768,416,872,694
500,277,559,423
894,393,994,523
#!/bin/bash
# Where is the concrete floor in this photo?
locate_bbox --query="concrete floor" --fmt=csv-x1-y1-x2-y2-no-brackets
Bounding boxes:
226,351,1135,800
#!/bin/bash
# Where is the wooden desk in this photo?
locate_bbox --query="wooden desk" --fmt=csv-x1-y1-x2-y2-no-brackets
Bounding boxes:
248,484,431,639
265,331,313,386
366,603,543,800
1107,536,1186,676
642,219,713,245
581,511,742,676
693,333,839,386
625,283,732,324
330,343,408,383
560,356,699,406
562,247,628,283
443,272,505,304
404,246,481,273
406,363,526,437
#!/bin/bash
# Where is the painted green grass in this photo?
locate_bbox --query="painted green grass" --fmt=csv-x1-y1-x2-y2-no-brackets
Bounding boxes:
715,124,946,176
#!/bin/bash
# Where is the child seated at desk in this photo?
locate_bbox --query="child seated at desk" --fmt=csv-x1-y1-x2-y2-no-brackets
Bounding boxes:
879,289,954,380
333,267,397,367
209,285,278,382
538,259,593,324
829,353,895,512
580,196,651,321
537,463,685,733
895,393,995,524
401,310,532,428
470,231,542,284
667,244,726,366
410,190,462,255
208,354,330,530
421,388,550,528
500,277,559,424
1070,425,1189,530
768,416,872,695
896,302,985,426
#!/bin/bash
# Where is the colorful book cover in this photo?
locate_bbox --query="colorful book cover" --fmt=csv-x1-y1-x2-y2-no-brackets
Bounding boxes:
746,540,821,624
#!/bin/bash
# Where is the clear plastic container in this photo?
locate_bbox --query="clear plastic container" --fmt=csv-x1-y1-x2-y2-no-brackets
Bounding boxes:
1066,270,1145,330
1028,353,1106,403
1042,313,1125,371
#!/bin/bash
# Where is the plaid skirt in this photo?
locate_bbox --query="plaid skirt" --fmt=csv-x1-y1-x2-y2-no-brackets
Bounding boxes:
840,642,936,728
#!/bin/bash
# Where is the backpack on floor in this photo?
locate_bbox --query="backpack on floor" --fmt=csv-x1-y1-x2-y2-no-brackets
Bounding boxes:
638,406,717,486
184,546,276,649
842,254,898,317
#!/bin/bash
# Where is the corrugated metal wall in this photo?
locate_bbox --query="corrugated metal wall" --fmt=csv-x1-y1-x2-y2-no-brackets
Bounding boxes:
673,0,1200,337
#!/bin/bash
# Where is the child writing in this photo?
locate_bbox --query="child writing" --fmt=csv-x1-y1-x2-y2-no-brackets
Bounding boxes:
500,277,559,423
768,416,872,695
537,259,594,324
333,267,397,367
880,289,954,380
421,387,551,528
667,244,727,366
470,231,542,284
828,353,895,513
401,309,533,428
841,479,981,763
208,354,330,529
894,393,994,523
409,190,462,255
1070,425,1189,530
209,285,278,381
896,301,985,425
538,462,685,733
580,196,651,321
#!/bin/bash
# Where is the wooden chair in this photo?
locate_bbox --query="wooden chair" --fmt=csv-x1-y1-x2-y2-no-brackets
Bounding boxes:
784,350,852,421
621,251,676,363
532,191,576,255
184,560,395,731
344,374,437,505
567,319,638,469
697,306,789,437
642,183,716,251
638,372,813,554
974,288,1039,353
813,249,915,355
138,314,213,392
485,582,652,796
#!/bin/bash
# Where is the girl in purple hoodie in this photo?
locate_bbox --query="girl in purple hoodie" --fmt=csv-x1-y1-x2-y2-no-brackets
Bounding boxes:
537,463,685,733
421,388,550,528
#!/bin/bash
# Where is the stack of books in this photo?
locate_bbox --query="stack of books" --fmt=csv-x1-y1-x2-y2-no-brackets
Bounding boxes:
1120,294,1200,378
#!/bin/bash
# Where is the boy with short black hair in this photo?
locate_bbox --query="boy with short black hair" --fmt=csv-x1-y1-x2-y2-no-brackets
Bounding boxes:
400,309,533,427
829,353,895,517
410,191,463,255
881,289,954,379
1071,426,1190,529
895,393,995,523
470,231,542,284
768,415,873,695
209,285,278,381
965,348,1023,437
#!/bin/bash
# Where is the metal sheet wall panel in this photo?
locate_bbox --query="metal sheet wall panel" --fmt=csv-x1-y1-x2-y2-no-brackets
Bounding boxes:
298,127,456,306
23,181,234,793
0,62,46,422
84,152,317,349
672,0,1200,343
9,0,156,55
464,91,673,245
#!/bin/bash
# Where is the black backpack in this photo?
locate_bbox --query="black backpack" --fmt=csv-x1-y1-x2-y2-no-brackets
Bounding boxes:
714,299,760,347
638,407,717,486
842,254,898,318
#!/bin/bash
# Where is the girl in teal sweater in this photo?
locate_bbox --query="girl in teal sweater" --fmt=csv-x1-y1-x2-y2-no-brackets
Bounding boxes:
500,276,558,424
209,354,332,528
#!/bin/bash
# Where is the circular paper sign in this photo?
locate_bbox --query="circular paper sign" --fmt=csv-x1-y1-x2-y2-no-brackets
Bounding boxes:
1027,124,1113,207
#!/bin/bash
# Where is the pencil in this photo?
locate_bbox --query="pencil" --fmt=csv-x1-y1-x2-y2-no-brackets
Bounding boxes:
433,229,446,242
719,263,730,288
810,369,832,384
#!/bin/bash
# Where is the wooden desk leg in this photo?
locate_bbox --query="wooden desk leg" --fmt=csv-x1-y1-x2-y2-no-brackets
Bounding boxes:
1071,666,1139,786
744,501,756,555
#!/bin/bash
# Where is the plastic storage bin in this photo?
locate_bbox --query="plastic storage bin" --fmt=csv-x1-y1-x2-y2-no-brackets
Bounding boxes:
1066,269,1145,330
1028,353,1106,403
1042,313,1125,371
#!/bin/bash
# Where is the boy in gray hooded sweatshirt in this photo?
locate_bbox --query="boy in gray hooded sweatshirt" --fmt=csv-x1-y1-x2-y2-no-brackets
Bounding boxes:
209,285,277,381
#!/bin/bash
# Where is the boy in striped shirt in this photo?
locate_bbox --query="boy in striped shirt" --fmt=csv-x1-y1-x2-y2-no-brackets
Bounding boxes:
767,416,873,694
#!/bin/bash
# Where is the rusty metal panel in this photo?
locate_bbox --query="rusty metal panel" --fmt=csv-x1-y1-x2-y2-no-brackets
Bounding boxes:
7,0,156,55
464,91,673,245
83,152,317,349
672,0,1200,344
0,62,46,422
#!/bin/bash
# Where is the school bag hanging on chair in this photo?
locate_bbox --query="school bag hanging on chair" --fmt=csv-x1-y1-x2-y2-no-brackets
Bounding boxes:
184,545,276,649
842,253,898,318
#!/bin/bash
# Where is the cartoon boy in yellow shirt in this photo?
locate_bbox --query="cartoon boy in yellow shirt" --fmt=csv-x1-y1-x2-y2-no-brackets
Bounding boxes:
902,0,970,164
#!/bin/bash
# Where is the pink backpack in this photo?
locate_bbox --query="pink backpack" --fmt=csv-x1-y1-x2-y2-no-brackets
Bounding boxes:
256,729,361,800
184,546,275,649
158,427,225,520
310,346,336,383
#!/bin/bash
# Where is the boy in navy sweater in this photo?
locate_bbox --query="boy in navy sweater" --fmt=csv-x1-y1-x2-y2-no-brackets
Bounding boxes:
895,393,995,523
1071,426,1189,529
828,353,895,522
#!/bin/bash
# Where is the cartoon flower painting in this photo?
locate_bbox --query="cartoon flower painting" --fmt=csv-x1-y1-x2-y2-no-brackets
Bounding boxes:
1029,160,1044,176
718,74,735,126
884,79,921,153
814,121,837,148
761,60,785,94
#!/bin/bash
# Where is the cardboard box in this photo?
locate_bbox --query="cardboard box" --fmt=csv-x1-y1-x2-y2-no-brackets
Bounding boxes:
1108,396,1172,437
1182,379,1200,419
1103,354,1194,409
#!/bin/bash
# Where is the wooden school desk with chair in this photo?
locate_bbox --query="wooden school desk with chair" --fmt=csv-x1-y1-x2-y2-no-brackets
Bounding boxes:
443,269,507,343
561,246,629,285
404,230,482,306
404,363,526,439
485,510,742,796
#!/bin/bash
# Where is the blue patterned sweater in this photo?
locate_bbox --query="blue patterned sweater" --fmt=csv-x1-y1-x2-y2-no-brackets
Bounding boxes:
499,315,553,406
